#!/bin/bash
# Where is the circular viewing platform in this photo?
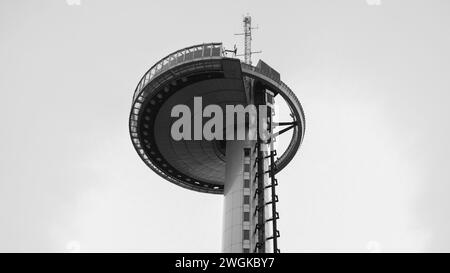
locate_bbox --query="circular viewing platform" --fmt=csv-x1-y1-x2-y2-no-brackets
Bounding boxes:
129,43,305,194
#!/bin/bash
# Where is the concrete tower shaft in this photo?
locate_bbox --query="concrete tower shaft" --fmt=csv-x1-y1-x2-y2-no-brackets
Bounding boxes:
129,42,305,253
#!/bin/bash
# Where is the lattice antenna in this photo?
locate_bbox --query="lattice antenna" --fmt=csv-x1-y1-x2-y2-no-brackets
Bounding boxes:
235,14,262,65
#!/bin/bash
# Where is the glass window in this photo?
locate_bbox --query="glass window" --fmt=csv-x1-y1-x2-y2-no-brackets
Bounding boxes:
244,212,250,221
203,45,211,57
212,47,220,56
185,51,193,61
194,47,202,58
244,179,250,188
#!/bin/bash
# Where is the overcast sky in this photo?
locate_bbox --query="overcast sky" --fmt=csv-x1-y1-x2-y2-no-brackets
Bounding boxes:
1,0,450,252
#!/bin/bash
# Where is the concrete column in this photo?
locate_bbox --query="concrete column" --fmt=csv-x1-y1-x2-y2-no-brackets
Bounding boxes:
222,140,246,253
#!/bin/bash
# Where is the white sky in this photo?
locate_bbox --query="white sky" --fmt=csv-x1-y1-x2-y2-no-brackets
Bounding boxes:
1,0,450,252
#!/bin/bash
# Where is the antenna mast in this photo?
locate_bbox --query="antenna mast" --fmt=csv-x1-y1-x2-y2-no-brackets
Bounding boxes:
243,15,252,65
235,14,261,65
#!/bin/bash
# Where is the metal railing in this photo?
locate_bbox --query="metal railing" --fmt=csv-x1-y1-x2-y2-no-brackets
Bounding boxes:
133,44,290,103
241,62,281,85
133,43,224,101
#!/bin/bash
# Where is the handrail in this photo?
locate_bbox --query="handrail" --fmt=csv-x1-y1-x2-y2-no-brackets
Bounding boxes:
129,48,305,190
240,63,305,126
133,43,224,101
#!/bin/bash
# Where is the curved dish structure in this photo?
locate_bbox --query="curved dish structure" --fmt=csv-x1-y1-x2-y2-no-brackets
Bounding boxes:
129,43,305,194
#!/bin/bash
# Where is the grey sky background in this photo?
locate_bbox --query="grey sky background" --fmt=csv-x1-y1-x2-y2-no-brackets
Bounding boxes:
1,0,450,252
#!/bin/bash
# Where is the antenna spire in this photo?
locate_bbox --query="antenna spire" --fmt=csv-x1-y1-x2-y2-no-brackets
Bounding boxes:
235,14,262,65
243,15,252,65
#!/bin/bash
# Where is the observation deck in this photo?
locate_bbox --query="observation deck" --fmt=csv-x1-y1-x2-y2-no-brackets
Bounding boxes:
129,43,305,194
